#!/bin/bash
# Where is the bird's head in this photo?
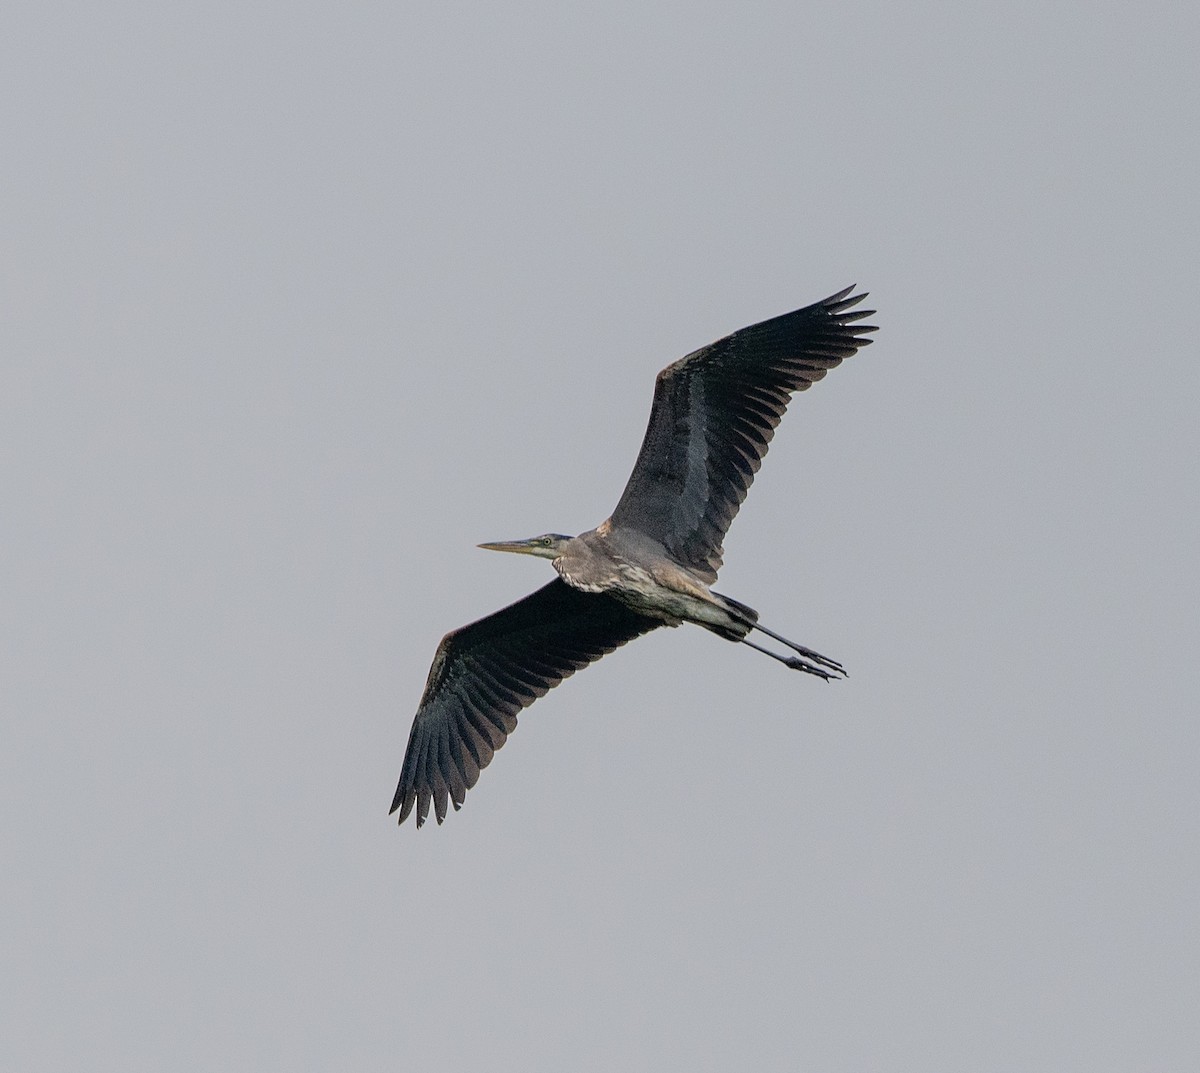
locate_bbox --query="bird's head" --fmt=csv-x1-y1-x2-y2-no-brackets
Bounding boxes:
477,533,573,560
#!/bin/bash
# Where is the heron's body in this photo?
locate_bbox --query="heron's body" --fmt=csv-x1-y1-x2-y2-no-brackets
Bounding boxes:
393,286,877,826
552,525,747,635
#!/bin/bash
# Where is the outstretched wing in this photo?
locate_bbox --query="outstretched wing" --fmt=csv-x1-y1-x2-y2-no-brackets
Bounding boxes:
391,579,660,827
609,287,877,583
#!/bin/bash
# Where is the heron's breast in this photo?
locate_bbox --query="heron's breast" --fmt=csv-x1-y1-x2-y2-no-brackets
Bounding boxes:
552,556,613,593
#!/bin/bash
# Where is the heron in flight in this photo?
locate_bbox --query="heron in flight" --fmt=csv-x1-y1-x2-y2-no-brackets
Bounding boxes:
392,286,876,826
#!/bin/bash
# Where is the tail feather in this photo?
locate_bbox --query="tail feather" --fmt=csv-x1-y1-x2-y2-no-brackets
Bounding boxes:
714,592,759,625
702,591,758,642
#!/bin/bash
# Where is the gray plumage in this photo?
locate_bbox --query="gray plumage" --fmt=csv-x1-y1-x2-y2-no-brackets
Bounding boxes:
392,286,877,827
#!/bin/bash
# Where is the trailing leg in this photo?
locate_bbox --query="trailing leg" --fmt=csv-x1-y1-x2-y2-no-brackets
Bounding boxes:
750,622,846,677
739,636,844,680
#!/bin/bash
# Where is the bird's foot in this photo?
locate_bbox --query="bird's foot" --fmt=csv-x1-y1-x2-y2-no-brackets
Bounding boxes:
783,655,844,680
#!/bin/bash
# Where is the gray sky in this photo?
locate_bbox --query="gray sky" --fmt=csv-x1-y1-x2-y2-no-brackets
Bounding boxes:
4,2,1198,1070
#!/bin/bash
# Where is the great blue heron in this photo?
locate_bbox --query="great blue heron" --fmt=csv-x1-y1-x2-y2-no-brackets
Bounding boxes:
392,286,877,826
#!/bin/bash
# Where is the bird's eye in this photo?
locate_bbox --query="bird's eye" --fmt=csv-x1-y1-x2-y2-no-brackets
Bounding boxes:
540,537,552,546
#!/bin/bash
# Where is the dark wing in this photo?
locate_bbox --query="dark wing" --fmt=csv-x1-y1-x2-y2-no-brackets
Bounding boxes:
391,579,660,827
608,286,877,583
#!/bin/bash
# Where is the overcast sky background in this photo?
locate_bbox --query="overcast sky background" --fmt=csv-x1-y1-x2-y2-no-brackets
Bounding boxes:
4,2,1198,1070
